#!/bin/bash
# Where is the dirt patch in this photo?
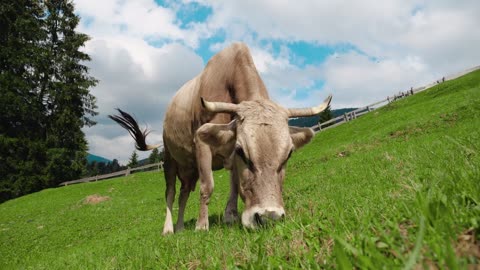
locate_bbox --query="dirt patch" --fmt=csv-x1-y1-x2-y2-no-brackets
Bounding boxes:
440,113,458,123
337,151,350,158
456,228,480,259
83,194,111,205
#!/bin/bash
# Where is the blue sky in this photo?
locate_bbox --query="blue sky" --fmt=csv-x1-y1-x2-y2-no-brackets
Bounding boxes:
73,0,480,162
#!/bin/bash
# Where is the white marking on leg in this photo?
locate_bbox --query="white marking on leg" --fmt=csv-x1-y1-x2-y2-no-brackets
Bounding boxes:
163,208,174,234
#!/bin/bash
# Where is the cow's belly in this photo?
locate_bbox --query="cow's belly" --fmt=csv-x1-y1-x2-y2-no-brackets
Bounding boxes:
165,136,225,171
211,156,225,170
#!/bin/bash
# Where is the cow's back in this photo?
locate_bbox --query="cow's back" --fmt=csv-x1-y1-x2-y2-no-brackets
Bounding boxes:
163,42,269,169
163,76,200,167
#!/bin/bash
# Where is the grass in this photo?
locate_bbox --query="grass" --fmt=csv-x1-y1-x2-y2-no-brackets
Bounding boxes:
1,70,480,269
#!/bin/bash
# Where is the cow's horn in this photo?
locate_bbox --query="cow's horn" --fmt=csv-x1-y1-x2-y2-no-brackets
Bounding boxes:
201,97,239,113
287,94,332,118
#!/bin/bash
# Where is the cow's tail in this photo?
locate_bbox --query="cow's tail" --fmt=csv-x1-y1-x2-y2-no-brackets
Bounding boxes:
108,109,161,151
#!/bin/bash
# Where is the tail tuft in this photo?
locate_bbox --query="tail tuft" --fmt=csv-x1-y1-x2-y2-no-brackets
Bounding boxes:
109,109,158,151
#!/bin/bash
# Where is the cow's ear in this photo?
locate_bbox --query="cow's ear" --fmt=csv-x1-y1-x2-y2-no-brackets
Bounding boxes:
195,120,237,149
289,126,314,149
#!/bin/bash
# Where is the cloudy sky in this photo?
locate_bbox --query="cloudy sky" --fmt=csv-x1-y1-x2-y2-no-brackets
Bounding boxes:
74,0,480,164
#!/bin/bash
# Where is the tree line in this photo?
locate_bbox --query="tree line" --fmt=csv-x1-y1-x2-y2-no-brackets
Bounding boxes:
0,0,97,202
84,148,165,177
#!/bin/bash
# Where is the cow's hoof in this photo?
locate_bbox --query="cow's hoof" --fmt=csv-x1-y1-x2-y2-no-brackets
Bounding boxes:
175,224,185,232
224,211,239,224
162,226,174,235
195,222,209,231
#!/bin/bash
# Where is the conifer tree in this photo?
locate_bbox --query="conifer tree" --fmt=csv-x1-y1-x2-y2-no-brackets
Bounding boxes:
128,151,139,168
318,105,334,127
0,0,97,202
148,148,161,164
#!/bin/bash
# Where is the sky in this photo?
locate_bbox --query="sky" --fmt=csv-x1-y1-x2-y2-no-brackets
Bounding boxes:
73,0,480,164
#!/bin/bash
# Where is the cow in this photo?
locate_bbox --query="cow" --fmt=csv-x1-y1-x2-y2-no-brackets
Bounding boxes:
109,43,332,234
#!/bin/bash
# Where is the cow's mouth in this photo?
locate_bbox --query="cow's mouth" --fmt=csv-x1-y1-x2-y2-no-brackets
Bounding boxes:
242,206,285,228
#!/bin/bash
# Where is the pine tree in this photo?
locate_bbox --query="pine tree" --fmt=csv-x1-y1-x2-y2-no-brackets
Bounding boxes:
318,105,334,127
128,151,139,168
0,0,97,202
110,159,121,172
41,0,98,186
0,0,48,201
148,148,160,164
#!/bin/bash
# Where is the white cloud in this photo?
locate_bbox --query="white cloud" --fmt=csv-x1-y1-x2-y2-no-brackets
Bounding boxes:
74,0,480,160
198,0,480,107
80,37,203,164
318,52,435,108
74,0,208,47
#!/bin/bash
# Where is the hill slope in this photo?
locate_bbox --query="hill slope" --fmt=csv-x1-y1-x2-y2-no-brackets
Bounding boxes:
1,70,479,269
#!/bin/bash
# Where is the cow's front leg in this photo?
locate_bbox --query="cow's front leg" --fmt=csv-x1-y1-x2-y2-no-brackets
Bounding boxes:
195,140,214,231
224,167,239,223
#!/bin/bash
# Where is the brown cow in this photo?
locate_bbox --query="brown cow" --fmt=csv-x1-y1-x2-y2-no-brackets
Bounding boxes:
110,43,332,234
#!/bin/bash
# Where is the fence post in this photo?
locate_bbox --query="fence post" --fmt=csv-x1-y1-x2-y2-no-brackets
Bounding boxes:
126,167,131,176
344,113,348,122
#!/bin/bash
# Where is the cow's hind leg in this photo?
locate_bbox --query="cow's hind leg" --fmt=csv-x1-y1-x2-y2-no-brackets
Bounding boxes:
175,168,198,232
224,167,239,223
162,148,177,235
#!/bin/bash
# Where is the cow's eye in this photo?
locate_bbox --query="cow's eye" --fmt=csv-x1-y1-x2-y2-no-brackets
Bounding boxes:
236,146,255,171
287,149,293,160
278,149,293,172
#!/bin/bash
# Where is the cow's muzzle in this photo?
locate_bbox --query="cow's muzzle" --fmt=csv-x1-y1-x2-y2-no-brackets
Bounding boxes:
242,206,285,228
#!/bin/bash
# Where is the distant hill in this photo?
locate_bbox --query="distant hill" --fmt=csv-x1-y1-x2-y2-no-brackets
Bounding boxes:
86,153,111,164
288,108,357,127
138,158,149,166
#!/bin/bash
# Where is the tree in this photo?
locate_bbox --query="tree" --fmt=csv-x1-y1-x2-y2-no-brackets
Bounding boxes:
128,151,139,168
148,148,161,164
41,0,98,186
110,159,121,172
0,0,97,202
0,0,49,201
318,105,334,128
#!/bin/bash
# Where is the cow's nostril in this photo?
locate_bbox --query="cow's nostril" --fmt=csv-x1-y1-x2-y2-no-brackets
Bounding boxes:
254,213,263,225
280,213,285,219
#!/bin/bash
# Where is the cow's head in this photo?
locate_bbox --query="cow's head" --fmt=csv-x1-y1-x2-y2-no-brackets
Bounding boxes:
197,95,332,228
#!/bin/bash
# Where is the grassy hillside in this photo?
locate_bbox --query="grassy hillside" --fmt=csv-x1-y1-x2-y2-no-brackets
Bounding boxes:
1,70,479,269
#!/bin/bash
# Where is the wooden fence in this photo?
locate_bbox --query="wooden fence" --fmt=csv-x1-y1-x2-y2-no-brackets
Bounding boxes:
59,162,164,186
58,65,480,187
311,65,480,133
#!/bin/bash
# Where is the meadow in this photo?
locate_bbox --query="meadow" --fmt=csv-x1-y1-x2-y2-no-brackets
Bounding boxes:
1,70,479,269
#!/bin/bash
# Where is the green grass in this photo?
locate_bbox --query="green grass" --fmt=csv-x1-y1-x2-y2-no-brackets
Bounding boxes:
1,70,480,269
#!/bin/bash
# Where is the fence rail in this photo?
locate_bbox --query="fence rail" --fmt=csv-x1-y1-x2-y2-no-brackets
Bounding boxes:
311,65,480,133
59,162,164,186
58,65,480,187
